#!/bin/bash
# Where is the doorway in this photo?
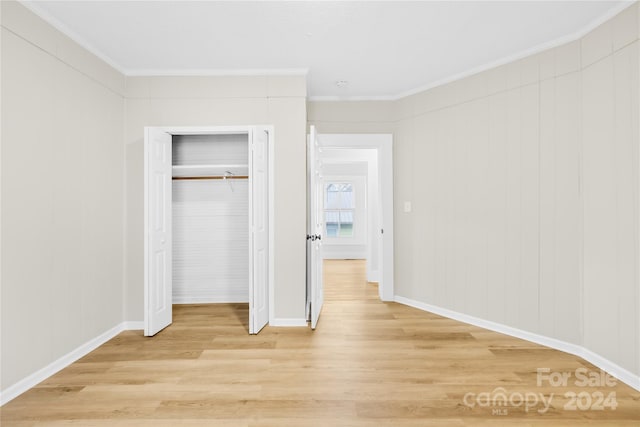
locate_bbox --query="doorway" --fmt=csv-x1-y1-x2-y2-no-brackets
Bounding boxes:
144,126,274,336
316,132,394,302
306,128,394,330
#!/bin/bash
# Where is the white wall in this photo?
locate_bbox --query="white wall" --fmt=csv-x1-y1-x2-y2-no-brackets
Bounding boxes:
124,75,307,322
1,0,125,391
308,3,640,382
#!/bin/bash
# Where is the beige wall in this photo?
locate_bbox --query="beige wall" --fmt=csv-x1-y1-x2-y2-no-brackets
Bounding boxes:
309,4,640,378
1,1,125,390
1,1,308,396
307,101,397,134
394,45,583,338
123,77,308,321
581,8,639,374
2,0,638,397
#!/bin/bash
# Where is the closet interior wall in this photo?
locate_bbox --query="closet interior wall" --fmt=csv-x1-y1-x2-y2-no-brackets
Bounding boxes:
172,134,250,304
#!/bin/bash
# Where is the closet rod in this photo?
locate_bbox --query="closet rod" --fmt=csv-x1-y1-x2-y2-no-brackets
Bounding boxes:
172,176,249,180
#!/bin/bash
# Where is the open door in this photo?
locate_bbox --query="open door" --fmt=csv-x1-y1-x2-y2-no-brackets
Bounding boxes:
249,127,269,334
307,126,324,329
144,127,173,336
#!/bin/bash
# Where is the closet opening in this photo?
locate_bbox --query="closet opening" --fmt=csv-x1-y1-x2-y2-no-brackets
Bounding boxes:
144,126,273,337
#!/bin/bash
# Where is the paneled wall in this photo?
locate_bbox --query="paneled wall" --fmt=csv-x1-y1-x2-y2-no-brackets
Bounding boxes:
1,1,125,390
395,73,555,334
581,17,639,375
309,2,640,380
393,3,639,378
124,75,307,322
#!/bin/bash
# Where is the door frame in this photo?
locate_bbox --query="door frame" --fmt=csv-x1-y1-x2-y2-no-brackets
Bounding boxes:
144,125,275,333
315,133,394,301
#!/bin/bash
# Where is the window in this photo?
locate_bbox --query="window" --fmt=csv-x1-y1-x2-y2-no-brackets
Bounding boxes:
325,183,354,237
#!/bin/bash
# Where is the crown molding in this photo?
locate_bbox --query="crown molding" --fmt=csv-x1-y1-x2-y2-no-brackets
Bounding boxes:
392,0,636,101
19,0,127,74
19,0,637,101
125,68,309,77
308,95,397,102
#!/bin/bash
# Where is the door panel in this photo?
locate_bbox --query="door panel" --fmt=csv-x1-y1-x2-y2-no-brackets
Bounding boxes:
308,126,324,330
249,127,269,334
144,127,173,336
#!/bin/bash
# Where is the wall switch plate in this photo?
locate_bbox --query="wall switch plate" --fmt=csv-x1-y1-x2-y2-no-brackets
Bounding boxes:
404,201,412,213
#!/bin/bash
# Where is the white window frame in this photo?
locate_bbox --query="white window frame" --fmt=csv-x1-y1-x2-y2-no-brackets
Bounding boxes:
324,182,355,238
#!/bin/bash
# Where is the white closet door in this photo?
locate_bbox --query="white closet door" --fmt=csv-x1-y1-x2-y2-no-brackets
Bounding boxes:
144,127,173,336
308,126,324,329
249,128,269,334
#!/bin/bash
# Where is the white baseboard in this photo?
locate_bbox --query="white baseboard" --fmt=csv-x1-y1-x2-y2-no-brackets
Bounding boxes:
269,318,308,327
172,290,248,304
173,297,249,304
122,321,144,330
394,296,640,392
367,269,379,283
0,321,142,406
323,253,367,260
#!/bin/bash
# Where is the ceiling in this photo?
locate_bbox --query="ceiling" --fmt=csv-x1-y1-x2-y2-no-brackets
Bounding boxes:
24,1,633,100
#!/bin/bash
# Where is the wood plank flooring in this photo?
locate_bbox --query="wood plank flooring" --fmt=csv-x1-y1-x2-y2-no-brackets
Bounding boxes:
2,259,639,425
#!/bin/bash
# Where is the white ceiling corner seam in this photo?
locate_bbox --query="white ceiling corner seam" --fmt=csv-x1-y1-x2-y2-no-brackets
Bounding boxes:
312,0,638,102
18,0,638,102
308,95,397,102
125,68,310,77
18,0,309,79
18,0,128,75
389,0,637,101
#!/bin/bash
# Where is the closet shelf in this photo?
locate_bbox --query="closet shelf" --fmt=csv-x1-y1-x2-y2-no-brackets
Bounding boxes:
172,164,248,179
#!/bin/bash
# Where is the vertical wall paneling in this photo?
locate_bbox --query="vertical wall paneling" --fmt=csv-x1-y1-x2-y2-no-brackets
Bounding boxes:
582,55,619,362
309,3,640,381
412,113,436,303
519,83,540,334
504,87,523,329
433,110,448,307
486,91,509,325
613,44,639,373
539,77,556,338
1,0,125,393
393,117,415,298
464,99,490,319
305,5,640,386
553,72,581,345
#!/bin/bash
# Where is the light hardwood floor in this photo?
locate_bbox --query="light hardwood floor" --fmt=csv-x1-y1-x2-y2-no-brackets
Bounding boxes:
2,259,639,426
